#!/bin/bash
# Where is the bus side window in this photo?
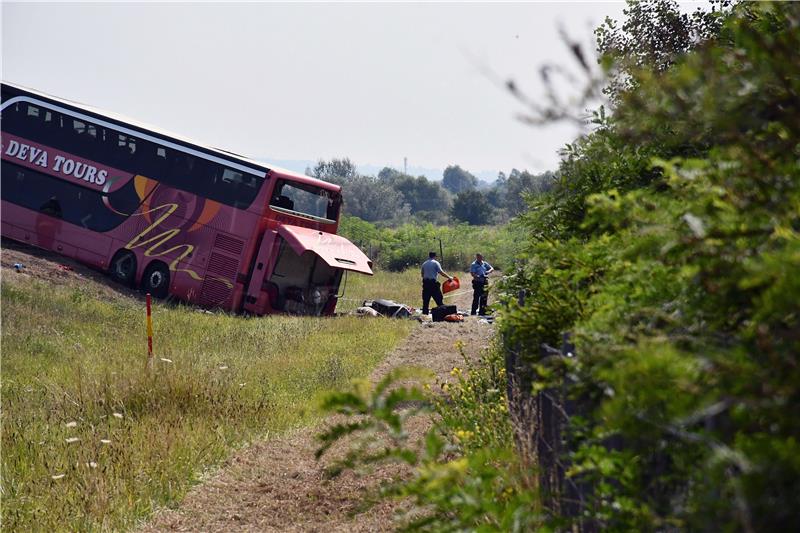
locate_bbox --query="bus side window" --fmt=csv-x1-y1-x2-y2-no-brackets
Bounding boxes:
166,152,215,193
171,153,196,189
219,168,261,207
153,146,169,177
2,103,57,142
74,119,108,160
114,134,137,166
40,196,63,218
1,103,23,135
17,104,42,137
220,168,242,185
219,168,243,208
128,135,164,179
40,110,61,146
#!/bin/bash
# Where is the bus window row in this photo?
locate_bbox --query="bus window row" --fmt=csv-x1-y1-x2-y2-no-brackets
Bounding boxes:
2,100,266,209
1,161,140,232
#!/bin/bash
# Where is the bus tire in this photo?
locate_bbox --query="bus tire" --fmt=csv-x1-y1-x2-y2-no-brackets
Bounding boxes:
142,262,170,299
109,250,137,288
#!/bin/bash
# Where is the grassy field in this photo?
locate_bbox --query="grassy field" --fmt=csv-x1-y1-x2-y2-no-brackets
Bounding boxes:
339,266,471,314
1,270,414,531
338,268,421,312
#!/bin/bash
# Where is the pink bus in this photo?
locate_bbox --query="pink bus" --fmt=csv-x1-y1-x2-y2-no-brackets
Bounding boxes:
1,82,372,315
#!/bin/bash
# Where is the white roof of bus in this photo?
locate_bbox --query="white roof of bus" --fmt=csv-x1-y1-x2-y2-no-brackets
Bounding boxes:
2,81,299,179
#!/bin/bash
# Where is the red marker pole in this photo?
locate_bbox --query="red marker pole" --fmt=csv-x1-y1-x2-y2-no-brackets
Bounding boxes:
146,293,154,366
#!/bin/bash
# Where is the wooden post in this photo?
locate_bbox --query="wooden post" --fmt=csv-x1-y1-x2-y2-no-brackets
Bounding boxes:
505,290,526,401
146,293,154,366
538,341,556,511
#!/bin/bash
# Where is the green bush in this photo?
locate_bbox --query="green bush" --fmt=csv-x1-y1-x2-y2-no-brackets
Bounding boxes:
339,215,523,272
319,2,800,530
317,347,542,531
497,2,800,529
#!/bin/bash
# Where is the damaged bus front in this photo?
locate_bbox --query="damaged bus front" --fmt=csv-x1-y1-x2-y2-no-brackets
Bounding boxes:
242,174,372,316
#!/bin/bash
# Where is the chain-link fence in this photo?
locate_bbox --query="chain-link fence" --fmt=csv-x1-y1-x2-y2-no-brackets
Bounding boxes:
504,289,596,531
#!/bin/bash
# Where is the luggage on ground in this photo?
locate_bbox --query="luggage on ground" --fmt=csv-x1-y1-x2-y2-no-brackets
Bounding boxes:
431,305,457,322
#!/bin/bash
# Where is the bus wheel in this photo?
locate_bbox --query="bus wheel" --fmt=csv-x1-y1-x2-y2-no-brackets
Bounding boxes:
109,250,137,287
142,262,170,299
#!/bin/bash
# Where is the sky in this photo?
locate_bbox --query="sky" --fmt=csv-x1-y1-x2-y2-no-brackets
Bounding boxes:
2,1,633,180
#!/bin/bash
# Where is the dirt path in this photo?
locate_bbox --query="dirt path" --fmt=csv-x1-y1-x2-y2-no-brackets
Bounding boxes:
1,238,145,302
138,289,495,532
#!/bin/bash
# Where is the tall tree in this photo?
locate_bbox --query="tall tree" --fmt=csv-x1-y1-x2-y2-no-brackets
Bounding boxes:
388,175,450,214
377,167,404,181
308,158,409,223
504,170,556,215
307,158,358,184
451,190,493,225
595,0,729,99
442,165,478,194
340,175,411,223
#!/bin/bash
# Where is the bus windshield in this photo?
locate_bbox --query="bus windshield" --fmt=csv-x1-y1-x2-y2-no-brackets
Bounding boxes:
269,179,340,222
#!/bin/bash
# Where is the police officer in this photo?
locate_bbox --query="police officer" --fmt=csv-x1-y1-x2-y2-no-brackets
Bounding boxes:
420,251,452,315
470,253,494,315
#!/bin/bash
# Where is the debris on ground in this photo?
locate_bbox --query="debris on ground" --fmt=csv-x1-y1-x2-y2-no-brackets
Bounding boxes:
431,304,457,322
352,306,381,317
364,299,413,319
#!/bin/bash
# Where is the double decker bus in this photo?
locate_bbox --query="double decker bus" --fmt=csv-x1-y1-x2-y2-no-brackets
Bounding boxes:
1,82,372,316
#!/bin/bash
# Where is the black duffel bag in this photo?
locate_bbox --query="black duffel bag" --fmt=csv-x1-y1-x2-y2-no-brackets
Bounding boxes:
431,305,457,322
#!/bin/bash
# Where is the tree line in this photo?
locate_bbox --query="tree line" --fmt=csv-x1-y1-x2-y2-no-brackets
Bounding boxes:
306,159,554,225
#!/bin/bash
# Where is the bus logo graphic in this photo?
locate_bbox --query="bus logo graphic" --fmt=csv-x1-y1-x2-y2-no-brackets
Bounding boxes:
123,201,233,289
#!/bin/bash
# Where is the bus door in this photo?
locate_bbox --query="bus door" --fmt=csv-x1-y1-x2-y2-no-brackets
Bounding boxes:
242,229,279,315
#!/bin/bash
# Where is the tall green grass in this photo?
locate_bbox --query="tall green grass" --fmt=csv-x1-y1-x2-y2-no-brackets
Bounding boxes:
339,216,523,272
338,267,469,314
338,268,423,313
1,276,413,531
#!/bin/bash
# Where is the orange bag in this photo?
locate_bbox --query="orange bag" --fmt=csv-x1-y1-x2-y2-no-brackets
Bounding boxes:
442,276,460,294
444,314,463,322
